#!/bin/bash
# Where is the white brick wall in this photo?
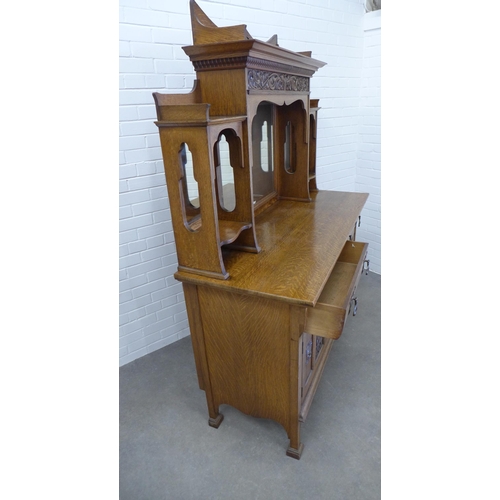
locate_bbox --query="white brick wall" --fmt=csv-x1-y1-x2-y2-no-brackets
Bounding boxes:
355,9,381,274
119,0,380,366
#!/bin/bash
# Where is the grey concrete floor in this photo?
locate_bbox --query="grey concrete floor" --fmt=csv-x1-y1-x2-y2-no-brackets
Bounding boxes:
120,271,380,500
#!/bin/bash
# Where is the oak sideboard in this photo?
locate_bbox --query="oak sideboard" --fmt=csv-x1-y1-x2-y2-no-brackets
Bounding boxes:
153,0,369,459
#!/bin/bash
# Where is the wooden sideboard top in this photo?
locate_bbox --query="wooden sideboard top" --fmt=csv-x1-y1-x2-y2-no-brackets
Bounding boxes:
175,190,368,306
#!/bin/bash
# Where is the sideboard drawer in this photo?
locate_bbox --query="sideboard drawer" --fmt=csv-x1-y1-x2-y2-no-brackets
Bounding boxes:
304,241,368,340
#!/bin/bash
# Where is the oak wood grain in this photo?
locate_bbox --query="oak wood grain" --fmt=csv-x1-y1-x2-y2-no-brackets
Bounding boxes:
183,38,326,76
305,241,368,340
175,190,369,305
287,305,306,458
183,283,222,424
153,1,369,459
198,287,291,432
189,0,251,45
299,338,333,422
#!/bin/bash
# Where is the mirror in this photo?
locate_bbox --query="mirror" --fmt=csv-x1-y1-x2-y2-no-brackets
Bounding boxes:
284,120,295,173
179,143,201,230
215,133,236,212
260,120,271,173
180,143,199,208
251,102,275,204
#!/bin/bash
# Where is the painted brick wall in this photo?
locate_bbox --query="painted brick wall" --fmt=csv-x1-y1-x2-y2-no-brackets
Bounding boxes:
355,9,381,274
119,0,379,366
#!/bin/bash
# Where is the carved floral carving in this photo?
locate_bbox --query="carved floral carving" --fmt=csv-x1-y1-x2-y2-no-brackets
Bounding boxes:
247,70,309,92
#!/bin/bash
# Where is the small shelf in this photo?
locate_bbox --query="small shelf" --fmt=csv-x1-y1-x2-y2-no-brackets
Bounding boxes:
187,218,252,247
219,220,252,246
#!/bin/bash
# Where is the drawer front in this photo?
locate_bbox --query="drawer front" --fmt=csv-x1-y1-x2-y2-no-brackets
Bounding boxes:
304,241,368,340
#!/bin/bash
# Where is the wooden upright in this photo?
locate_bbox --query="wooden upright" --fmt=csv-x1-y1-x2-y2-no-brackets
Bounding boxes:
154,0,369,459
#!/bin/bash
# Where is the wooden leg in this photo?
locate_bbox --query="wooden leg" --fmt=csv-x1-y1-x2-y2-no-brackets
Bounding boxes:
286,442,304,460
208,412,224,428
287,307,306,459
181,284,225,430
206,395,224,429
286,421,303,459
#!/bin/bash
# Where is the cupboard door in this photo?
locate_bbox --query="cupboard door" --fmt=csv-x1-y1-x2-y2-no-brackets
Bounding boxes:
313,335,325,367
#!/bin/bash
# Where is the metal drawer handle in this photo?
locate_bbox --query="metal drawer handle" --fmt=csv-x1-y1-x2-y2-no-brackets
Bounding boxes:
363,259,370,275
351,296,358,316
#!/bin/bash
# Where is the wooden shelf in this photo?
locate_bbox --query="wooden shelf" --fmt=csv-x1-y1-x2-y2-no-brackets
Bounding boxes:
187,218,252,247
175,191,368,307
219,220,252,246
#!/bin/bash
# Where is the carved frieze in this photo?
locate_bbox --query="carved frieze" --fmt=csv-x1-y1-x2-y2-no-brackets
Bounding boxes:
191,56,315,79
247,70,309,92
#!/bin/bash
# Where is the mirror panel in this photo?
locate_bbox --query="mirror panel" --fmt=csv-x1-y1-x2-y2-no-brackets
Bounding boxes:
215,133,236,212
180,143,200,208
179,142,202,230
284,120,295,173
251,102,275,204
